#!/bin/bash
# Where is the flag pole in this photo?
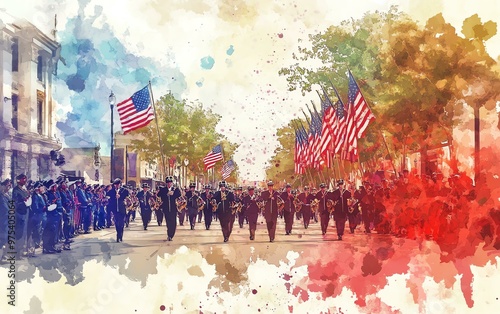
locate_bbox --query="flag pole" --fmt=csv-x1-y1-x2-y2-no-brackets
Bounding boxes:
148,81,167,180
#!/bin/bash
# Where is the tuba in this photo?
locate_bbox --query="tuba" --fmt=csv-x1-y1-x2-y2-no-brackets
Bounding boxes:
231,202,242,215
326,199,337,213
176,196,187,212
293,197,303,212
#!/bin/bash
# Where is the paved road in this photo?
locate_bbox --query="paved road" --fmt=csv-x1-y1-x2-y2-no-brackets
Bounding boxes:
10,211,385,285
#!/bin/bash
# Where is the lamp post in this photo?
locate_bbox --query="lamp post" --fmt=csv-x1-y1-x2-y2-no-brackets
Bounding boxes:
109,91,116,182
184,158,189,188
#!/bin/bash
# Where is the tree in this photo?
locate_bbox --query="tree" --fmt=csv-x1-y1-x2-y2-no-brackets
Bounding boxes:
129,93,238,178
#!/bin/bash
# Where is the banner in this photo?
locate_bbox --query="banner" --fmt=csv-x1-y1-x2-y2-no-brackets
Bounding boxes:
128,152,137,177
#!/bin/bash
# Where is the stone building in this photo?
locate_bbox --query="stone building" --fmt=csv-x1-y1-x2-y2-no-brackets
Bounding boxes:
0,12,62,180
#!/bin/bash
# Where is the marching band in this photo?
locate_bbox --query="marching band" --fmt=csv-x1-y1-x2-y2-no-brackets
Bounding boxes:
0,169,420,262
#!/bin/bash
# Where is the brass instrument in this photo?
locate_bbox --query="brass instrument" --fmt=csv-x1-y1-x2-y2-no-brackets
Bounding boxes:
221,191,227,201
124,196,134,213
148,195,156,209
176,196,187,212
230,201,242,215
347,197,358,214
256,200,265,211
197,197,205,211
210,199,218,212
310,199,319,213
277,196,284,212
326,199,335,211
293,197,303,212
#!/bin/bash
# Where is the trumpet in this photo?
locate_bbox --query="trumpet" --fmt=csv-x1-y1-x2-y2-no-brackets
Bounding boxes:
256,200,265,211
176,196,187,212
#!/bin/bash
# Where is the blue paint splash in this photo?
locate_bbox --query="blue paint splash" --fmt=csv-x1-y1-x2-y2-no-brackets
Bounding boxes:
200,56,215,70
196,79,204,87
51,0,187,155
226,45,234,56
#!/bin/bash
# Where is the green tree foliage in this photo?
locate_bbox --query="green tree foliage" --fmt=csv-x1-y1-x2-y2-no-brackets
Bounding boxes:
129,93,238,177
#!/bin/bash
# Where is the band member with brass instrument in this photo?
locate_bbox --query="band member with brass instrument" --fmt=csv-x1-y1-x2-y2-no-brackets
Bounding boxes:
332,179,351,240
27,181,45,254
154,186,164,226
316,183,334,236
359,181,375,233
280,183,295,235
157,176,182,241
200,185,214,230
259,181,281,242
297,186,315,229
234,186,244,229
185,182,201,230
106,178,130,242
137,183,153,230
177,187,187,226
242,186,260,240
76,180,91,234
348,184,361,233
213,181,235,242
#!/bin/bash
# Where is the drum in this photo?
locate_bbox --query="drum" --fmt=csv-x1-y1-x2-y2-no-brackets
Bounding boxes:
24,197,32,206
48,204,57,211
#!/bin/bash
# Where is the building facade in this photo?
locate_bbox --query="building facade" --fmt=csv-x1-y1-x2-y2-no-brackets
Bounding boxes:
0,12,62,180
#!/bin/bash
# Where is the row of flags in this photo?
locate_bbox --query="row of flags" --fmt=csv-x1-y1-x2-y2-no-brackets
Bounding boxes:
202,144,235,179
294,70,375,174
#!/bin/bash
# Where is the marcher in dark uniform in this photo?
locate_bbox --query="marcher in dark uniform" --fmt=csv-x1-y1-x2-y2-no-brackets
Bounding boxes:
58,177,74,246
297,187,314,229
12,174,31,258
260,181,281,242
106,178,130,242
155,187,164,226
200,185,213,230
348,185,361,233
280,183,295,235
359,181,375,233
315,183,334,236
43,180,61,253
243,186,260,240
27,182,46,254
185,183,201,230
213,181,235,242
137,183,153,230
75,181,91,234
177,188,187,226
331,179,351,240
232,186,243,231
157,177,182,241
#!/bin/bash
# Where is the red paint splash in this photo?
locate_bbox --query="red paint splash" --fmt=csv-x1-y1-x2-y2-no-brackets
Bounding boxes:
252,289,258,294
160,305,165,311
278,33,284,38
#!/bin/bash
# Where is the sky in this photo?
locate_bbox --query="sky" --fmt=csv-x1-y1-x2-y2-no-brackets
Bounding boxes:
2,0,500,181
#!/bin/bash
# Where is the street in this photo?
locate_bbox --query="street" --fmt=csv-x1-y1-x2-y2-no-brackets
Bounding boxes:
11,212,382,285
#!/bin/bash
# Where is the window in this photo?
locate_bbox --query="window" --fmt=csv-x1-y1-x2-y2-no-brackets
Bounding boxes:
11,38,19,72
37,55,43,81
37,98,43,134
11,94,18,130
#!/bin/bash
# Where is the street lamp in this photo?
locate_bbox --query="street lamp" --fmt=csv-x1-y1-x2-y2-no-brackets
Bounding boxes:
184,159,189,188
109,91,116,182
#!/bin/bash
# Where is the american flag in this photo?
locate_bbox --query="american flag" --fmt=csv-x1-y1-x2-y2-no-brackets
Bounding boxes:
294,128,305,174
116,85,154,134
221,160,235,179
343,71,375,161
310,108,323,169
318,89,335,167
298,125,309,172
203,144,223,170
332,86,347,155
